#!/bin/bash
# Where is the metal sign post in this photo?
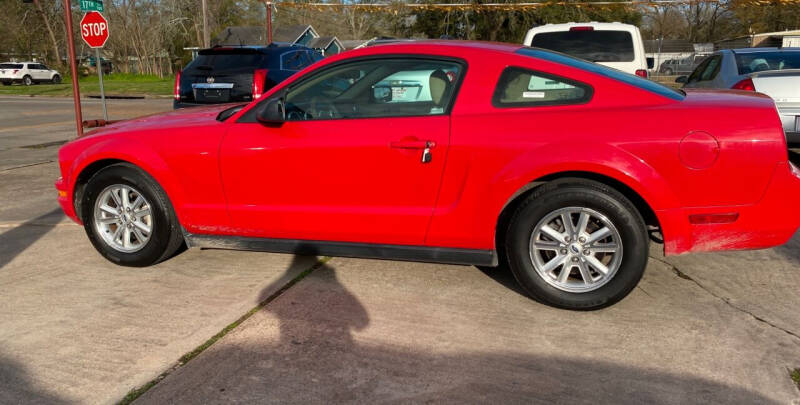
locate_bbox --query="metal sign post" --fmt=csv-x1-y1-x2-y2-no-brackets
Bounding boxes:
96,49,107,120
80,11,110,122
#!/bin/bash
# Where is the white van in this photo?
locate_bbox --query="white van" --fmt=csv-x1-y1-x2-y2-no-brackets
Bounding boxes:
523,22,650,77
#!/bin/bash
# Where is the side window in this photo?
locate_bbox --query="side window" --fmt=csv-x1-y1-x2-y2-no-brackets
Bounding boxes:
281,51,310,71
493,67,591,107
687,57,711,83
284,58,463,121
700,56,722,81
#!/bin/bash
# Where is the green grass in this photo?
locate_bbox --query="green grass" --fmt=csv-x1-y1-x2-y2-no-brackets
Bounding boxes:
791,368,800,391
0,74,173,97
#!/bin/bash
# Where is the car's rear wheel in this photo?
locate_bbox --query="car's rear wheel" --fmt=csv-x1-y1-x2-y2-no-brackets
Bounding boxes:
81,163,184,266
664,68,673,75
1,81,10,86
52,75,61,84
505,178,648,310
22,75,32,86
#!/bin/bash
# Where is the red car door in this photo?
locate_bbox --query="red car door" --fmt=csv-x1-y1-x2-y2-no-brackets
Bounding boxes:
219,57,464,246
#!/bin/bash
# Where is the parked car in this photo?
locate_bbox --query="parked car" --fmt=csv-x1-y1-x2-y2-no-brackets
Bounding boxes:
657,54,708,75
174,44,323,109
523,22,651,77
56,41,800,310
678,48,800,146
0,62,61,86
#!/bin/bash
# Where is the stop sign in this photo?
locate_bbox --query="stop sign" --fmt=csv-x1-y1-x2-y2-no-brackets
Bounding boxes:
80,11,110,48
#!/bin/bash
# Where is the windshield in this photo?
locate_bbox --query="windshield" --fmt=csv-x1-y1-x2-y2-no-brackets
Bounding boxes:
185,51,266,71
517,48,684,101
735,51,800,74
530,31,635,62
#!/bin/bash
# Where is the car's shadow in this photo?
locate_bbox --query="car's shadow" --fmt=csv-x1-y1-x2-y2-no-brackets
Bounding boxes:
789,148,800,166
137,255,783,404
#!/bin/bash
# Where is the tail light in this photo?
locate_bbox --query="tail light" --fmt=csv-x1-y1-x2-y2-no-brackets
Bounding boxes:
635,69,648,78
174,70,181,101
570,26,594,31
252,69,268,100
732,77,755,91
12,70,18,74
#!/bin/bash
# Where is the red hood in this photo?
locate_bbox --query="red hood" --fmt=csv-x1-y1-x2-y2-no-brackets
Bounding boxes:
83,103,245,136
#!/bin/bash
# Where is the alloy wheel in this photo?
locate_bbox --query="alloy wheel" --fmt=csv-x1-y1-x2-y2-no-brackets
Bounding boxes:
529,207,623,293
93,184,153,253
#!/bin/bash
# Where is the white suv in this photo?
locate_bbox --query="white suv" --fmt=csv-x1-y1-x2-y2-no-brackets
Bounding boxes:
0,62,61,86
523,22,650,77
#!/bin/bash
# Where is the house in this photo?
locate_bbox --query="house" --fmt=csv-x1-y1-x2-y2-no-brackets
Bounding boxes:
715,29,800,49
212,26,267,46
273,25,319,46
307,36,344,56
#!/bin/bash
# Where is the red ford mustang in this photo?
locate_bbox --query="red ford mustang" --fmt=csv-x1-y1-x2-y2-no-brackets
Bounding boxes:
56,41,800,309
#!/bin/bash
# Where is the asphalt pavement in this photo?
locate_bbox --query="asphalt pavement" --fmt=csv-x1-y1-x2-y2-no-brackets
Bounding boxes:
1,96,799,404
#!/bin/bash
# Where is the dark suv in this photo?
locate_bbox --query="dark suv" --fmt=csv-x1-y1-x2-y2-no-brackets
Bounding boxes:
174,45,323,109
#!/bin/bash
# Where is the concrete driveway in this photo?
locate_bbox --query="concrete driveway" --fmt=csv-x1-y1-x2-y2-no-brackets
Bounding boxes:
1,96,799,404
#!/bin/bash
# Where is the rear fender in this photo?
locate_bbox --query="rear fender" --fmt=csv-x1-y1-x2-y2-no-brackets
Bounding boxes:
491,142,680,244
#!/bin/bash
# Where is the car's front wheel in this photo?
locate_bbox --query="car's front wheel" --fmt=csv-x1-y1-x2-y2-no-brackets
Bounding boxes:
505,179,649,310
52,75,61,84
81,163,184,266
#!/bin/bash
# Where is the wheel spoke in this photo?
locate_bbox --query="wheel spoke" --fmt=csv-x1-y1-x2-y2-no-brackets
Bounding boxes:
131,195,144,211
111,225,123,243
123,227,132,248
134,208,151,219
109,189,122,207
540,225,564,242
586,255,610,275
558,263,573,283
133,221,151,234
576,212,590,236
586,226,612,245
541,255,566,274
133,227,147,243
99,204,118,216
98,217,118,225
121,187,131,209
561,213,575,236
533,240,560,251
577,262,594,285
591,243,618,253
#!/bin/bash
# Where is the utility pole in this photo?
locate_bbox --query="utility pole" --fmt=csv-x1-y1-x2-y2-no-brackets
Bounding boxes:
201,0,209,47
265,1,273,44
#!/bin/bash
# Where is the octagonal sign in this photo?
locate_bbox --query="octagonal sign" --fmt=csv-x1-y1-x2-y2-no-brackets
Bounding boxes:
80,11,110,48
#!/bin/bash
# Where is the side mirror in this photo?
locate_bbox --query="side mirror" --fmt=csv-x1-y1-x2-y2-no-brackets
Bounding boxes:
675,76,688,84
646,57,655,70
256,97,285,124
373,86,392,103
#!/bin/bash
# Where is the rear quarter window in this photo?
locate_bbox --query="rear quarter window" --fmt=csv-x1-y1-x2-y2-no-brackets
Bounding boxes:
493,67,592,107
530,30,634,62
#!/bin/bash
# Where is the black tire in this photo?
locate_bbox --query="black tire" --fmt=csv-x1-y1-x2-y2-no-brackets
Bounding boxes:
1,81,10,86
81,163,184,267
664,68,673,75
22,75,32,86
505,178,648,310
52,75,61,84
